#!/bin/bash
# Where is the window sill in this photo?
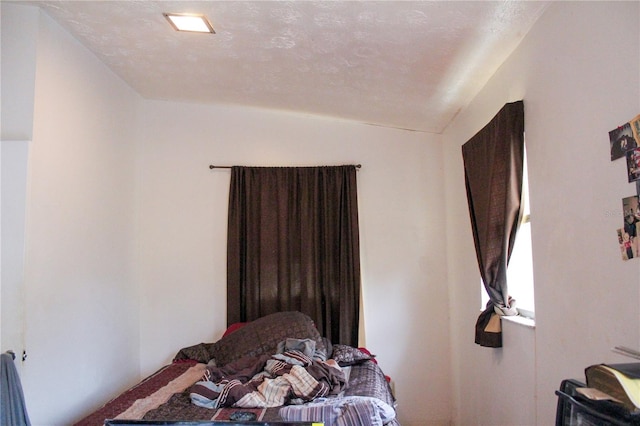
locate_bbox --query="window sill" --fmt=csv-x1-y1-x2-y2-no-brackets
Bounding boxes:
502,314,535,328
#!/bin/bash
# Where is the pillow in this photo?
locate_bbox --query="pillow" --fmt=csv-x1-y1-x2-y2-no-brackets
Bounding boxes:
209,311,326,367
223,322,247,337
331,344,375,366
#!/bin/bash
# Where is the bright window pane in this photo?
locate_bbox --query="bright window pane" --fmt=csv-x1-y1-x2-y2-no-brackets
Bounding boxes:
507,221,535,314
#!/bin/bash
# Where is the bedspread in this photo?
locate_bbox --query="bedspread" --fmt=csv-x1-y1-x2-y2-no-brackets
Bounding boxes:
74,359,399,425
74,312,399,425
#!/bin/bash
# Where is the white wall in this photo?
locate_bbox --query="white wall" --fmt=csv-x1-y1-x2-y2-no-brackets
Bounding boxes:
1,140,30,377
1,2,38,141
443,2,640,425
1,5,141,424
136,101,451,425
1,0,39,373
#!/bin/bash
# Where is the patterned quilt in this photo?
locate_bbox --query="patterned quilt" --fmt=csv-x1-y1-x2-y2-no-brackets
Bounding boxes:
73,312,400,425
74,358,398,425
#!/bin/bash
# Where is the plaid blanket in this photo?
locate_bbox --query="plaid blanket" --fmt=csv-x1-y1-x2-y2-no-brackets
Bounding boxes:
190,350,346,408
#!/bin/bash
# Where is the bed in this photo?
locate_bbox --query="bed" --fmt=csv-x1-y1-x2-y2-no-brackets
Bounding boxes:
74,311,399,426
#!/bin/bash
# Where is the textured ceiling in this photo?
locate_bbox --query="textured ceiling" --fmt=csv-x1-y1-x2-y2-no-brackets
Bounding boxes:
27,1,548,133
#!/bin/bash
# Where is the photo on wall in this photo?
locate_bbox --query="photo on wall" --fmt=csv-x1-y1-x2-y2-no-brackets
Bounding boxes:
630,114,640,144
626,147,640,182
620,195,640,261
618,228,635,261
622,195,639,221
610,123,637,161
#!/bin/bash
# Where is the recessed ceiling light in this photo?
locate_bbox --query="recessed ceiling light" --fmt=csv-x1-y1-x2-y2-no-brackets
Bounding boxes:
163,13,215,34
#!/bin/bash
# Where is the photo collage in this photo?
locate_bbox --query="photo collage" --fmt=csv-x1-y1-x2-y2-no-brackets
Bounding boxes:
610,114,640,260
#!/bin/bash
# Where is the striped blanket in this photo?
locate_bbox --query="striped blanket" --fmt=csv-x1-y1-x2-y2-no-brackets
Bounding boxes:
189,350,346,409
280,396,397,426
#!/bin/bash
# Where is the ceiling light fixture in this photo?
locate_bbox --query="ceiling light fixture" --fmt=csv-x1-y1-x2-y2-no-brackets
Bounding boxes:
163,13,215,34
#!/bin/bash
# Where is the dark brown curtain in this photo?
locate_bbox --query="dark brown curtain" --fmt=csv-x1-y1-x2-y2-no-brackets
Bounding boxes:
462,100,525,347
227,165,361,346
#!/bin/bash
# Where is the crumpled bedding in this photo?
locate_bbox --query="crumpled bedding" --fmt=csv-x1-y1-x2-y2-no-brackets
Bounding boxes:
189,349,346,408
73,316,400,426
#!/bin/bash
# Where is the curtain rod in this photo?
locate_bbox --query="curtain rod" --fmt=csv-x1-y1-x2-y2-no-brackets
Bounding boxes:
209,164,361,169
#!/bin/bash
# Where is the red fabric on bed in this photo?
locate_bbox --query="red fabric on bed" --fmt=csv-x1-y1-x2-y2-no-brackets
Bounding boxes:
223,322,247,337
358,347,376,363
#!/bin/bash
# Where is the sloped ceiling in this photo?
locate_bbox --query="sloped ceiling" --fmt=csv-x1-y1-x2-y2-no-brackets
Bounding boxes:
27,1,548,133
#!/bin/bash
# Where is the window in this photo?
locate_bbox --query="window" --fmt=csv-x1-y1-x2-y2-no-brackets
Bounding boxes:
481,145,535,318
463,100,525,347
